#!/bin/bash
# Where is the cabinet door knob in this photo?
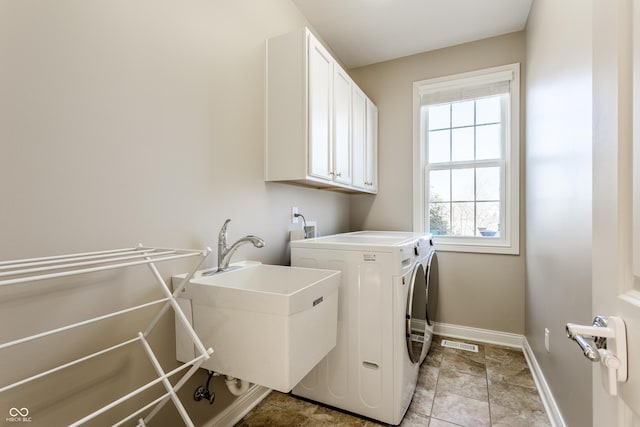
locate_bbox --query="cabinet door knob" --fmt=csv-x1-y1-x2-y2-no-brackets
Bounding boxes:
335,172,342,177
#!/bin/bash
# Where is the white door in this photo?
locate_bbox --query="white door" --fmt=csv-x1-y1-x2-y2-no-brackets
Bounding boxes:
333,65,352,185
351,85,367,190
308,34,333,181
351,88,378,192
365,99,378,192
592,0,640,424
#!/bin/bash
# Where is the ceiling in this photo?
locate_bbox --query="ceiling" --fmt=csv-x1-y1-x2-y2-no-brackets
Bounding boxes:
292,0,533,69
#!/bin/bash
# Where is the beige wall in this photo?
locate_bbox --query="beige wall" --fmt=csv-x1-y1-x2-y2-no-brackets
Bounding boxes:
0,1,350,425
349,33,526,334
525,0,593,426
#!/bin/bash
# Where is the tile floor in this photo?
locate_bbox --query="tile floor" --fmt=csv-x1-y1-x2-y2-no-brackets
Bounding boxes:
236,337,551,426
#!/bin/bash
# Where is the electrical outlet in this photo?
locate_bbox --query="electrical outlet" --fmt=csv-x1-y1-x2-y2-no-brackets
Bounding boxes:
291,206,299,224
544,328,550,352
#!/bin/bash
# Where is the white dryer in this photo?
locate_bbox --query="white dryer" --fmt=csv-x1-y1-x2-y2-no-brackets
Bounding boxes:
290,231,438,425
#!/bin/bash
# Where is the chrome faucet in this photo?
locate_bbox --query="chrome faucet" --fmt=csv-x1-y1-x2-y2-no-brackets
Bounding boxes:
216,219,264,272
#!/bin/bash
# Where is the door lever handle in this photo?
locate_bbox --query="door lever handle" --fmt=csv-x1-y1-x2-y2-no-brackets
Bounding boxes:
569,333,600,362
565,315,627,396
565,316,612,362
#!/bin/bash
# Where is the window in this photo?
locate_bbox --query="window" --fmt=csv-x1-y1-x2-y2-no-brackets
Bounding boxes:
413,64,520,254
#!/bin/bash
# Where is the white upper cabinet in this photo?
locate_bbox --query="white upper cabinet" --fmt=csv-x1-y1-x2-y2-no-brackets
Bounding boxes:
307,35,333,181
265,28,376,194
351,86,377,192
332,65,352,185
365,99,378,191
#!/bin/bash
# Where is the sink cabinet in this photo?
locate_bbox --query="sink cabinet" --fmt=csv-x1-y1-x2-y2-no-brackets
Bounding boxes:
266,27,377,193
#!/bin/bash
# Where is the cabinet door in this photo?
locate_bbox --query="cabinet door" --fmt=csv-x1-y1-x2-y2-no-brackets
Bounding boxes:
365,99,378,192
308,35,333,181
333,66,352,185
351,86,367,189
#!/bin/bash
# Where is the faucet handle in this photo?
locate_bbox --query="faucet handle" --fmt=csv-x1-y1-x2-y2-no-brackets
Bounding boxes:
219,219,231,247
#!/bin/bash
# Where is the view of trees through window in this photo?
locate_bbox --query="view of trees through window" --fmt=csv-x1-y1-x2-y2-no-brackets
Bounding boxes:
426,95,504,237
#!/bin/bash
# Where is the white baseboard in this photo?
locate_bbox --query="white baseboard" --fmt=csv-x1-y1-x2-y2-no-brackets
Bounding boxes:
433,321,523,349
522,338,567,427
203,384,271,427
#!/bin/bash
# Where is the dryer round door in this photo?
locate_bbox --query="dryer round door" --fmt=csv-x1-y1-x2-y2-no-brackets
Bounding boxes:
405,263,427,364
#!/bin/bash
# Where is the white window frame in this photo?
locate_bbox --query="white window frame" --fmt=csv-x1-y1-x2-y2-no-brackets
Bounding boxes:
413,63,520,254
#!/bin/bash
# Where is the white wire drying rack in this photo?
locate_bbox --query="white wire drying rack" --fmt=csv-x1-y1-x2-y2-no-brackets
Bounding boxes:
0,245,213,427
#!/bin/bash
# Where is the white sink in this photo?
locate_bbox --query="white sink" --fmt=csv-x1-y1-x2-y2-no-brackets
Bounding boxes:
173,263,340,393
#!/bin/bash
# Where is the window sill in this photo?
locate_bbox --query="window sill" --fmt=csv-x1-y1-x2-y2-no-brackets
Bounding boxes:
432,238,519,255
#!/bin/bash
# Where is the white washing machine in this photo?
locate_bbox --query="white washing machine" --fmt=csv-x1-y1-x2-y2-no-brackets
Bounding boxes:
290,231,438,425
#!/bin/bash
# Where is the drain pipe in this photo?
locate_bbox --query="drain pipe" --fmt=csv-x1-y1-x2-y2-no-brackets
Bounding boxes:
224,376,250,396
